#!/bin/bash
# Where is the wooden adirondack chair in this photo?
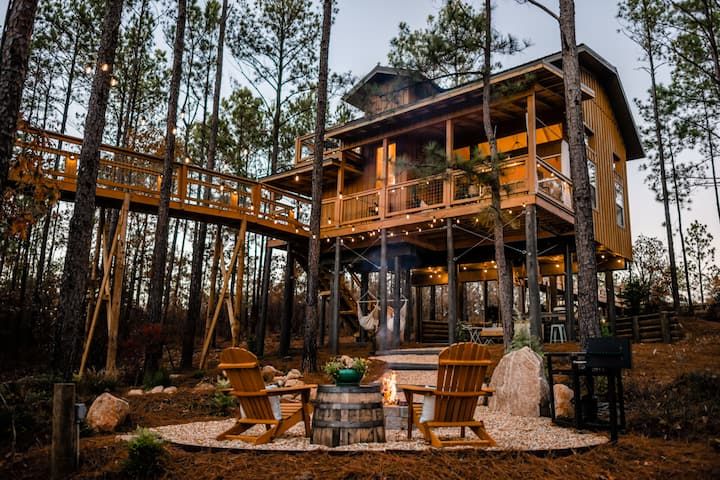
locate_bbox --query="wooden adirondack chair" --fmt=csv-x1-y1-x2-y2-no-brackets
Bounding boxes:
216,347,314,444
399,342,496,448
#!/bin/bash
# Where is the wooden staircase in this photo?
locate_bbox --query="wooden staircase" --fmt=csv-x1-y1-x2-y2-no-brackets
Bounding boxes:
319,272,359,334
421,321,449,344
614,312,683,343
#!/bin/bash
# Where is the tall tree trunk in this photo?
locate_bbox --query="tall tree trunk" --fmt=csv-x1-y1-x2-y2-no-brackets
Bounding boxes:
279,247,294,356
181,0,227,368
482,0,513,351
702,94,720,224
559,0,601,344
641,1,680,310
145,0,186,374
669,147,692,311
0,0,38,198
54,0,124,379
301,0,332,372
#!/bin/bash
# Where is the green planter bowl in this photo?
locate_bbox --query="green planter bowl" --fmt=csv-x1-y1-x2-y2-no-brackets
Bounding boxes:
335,368,363,386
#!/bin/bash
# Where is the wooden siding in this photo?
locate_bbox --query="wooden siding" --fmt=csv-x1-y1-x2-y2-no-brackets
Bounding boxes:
581,69,633,260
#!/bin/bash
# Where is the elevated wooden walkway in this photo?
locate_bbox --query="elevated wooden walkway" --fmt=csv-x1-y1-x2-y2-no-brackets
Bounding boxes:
11,125,311,242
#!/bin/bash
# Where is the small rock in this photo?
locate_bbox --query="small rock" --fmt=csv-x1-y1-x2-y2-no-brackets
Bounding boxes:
286,369,302,380
163,386,178,394
149,386,164,394
192,382,215,394
86,393,129,432
553,384,574,418
284,378,304,388
127,389,144,396
262,365,282,383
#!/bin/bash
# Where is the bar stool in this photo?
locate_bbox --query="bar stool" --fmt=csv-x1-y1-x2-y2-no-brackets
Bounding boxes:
550,324,567,343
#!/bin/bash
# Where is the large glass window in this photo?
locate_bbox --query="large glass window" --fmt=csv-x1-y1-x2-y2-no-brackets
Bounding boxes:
615,176,625,227
588,160,597,209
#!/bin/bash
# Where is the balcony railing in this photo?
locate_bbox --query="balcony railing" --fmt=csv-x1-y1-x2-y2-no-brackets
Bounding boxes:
536,154,573,210
321,156,534,227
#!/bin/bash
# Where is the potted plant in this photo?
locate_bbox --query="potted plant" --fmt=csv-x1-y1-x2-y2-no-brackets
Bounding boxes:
323,355,368,386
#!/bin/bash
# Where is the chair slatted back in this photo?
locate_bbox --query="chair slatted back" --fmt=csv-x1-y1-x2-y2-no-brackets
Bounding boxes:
433,343,491,422
218,348,274,420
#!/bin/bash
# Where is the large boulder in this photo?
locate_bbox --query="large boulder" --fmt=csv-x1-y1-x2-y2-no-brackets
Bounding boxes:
86,393,130,432
553,384,574,418
488,346,550,417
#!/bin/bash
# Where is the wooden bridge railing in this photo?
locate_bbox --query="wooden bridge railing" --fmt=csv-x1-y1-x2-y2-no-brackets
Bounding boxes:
13,125,311,235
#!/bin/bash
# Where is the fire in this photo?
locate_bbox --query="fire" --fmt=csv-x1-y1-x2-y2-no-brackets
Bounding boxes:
382,371,398,405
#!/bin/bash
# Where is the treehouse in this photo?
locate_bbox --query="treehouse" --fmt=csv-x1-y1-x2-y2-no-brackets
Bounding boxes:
264,45,643,345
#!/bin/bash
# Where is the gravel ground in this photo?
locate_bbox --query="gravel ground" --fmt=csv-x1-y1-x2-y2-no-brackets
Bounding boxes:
118,407,608,453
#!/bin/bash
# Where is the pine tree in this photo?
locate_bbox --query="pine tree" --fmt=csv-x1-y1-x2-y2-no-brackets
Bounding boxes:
145,0,187,375
55,0,125,378
302,0,332,372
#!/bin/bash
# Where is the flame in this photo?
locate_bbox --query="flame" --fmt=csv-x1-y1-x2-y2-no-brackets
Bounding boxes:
382,371,398,405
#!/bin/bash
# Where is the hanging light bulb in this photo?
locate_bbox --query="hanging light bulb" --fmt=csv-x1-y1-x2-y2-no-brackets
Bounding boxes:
101,63,110,72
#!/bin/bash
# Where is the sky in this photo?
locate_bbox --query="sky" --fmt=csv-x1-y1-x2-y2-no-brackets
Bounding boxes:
1,0,718,255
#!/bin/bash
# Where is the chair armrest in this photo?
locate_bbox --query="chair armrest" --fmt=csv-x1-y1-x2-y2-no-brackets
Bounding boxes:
481,386,495,395
398,384,435,396
266,384,317,396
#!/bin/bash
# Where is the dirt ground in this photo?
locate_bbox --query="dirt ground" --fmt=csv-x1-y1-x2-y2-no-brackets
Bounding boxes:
2,317,720,479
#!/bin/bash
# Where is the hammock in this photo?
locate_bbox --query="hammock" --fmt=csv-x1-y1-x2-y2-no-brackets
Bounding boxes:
358,302,380,332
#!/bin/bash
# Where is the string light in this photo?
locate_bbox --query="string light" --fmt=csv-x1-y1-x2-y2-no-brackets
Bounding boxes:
85,65,93,74
294,175,299,181
110,77,118,87
101,63,110,72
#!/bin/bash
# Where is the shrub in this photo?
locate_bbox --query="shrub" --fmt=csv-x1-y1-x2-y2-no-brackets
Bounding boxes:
510,325,543,356
215,375,230,390
74,368,119,397
210,392,237,416
142,369,170,391
123,427,166,478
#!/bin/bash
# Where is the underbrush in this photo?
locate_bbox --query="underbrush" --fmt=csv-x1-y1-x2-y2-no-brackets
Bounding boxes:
625,371,720,440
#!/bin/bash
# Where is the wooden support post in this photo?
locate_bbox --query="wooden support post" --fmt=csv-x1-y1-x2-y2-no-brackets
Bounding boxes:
232,220,247,346
527,92,537,194
429,284,436,321
359,272,369,343
632,315,640,343
330,237,341,354
525,204,541,338
605,270,616,336
415,285,423,342
319,295,326,347
379,139,388,220
335,158,344,226
404,269,412,342
279,246,294,356
379,228,388,350
564,243,575,341
392,256,401,348
444,119,454,205
79,199,128,378
199,233,244,369
660,311,671,343
106,195,130,375
51,383,76,479
447,218,457,344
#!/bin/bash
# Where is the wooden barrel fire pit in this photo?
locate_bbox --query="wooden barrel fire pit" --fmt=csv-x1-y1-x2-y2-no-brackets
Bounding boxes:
311,384,386,447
